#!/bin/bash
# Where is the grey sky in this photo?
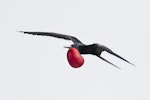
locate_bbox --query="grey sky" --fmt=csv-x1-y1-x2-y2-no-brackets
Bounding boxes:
0,0,150,100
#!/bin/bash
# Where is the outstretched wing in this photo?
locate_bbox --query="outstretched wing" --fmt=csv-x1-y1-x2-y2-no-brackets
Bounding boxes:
20,31,83,44
99,45,135,66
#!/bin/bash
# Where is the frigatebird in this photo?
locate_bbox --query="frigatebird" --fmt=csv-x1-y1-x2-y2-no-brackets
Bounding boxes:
20,31,135,69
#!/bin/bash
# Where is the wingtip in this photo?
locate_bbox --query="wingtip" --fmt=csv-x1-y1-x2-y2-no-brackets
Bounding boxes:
17,31,25,33
18,31,31,35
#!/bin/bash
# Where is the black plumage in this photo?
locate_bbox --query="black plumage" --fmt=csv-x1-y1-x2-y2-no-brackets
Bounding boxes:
20,31,135,69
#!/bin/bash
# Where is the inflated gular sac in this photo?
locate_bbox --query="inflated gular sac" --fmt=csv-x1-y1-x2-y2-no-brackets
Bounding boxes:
67,48,84,68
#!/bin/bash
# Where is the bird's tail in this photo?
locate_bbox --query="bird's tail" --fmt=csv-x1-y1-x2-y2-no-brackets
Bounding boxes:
101,45,135,67
99,56,121,69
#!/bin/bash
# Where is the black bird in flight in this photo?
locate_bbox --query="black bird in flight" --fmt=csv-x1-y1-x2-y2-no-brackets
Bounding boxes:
20,31,135,69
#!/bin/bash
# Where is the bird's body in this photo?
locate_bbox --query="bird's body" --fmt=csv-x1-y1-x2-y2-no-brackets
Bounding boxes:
74,44,102,55
20,31,135,69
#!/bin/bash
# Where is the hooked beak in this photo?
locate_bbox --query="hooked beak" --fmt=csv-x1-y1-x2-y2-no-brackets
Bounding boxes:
64,46,71,49
98,56,121,69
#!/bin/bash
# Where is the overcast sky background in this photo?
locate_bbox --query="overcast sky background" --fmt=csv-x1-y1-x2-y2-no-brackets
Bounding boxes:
0,0,150,100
